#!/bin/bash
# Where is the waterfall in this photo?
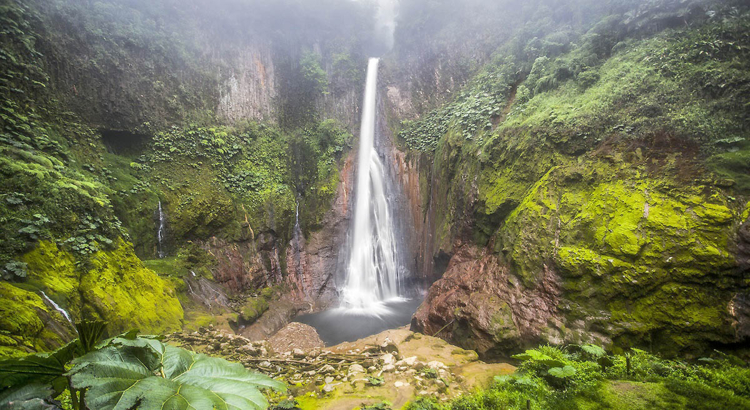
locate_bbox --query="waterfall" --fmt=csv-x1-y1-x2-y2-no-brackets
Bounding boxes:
157,201,166,259
292,199,306,295
341,58,403,313
40,291,74,327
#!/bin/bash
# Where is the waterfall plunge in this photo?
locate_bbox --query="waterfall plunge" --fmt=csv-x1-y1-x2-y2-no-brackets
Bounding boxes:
340,58,403,314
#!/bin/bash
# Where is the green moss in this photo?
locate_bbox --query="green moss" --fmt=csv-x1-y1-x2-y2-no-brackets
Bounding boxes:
590,381,686,409
0,282,67,358
78,238,184,334
707,143,750,195
240,296,270,324
142,256,186,277
183,313,218,333
557,246,632,278
498,160,742,354
609,283,731,355
22,241,80,317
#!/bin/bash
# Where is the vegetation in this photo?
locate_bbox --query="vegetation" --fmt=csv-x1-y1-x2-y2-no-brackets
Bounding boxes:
0,0,354,359
397,0,750,357
405,345,750,410
0,321,284,410
2,0,750,408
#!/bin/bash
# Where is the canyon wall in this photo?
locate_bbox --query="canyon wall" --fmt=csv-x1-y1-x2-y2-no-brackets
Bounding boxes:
386,0,750,357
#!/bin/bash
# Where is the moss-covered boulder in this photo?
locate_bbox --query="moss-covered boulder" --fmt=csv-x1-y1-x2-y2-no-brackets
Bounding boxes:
3,239,184,357
0,282,73,358
78,239,184,333
497,161,744,355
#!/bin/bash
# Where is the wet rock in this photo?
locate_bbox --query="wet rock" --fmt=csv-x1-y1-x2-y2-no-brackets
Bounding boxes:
412,245,560,357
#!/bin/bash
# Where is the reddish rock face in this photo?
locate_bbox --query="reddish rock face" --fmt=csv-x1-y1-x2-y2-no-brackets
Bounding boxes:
412,244,562,358
285,151,356,309
201,237,280,293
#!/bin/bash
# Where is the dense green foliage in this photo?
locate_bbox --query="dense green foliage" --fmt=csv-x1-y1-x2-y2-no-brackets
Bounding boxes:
406,346,750,410
0,0,360,360
399,2,750,156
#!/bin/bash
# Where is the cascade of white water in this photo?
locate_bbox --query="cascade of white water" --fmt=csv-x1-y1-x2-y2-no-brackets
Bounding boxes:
341,58,402,313
40,291,74,326
157,201,166,259
292,199,306,295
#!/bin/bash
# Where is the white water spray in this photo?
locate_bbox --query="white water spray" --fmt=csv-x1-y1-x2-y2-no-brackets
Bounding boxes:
40,291,74,326
292,199,306,295
157,201,166,259
341,58,403,314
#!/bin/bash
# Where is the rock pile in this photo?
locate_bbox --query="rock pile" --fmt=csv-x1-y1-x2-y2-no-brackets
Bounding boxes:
165,329,463,401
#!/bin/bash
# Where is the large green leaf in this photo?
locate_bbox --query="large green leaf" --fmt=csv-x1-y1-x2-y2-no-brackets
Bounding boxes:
0,384,61,410
69,339,285,410
548,365,577,379
0,340,79,392
580,344,606,358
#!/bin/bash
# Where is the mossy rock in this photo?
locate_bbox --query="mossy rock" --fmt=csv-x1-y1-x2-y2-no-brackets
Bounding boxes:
0,282,70,358
78,238,184,334
10,238,184,353
22,241,81,318
240,296,269,324
499,160,743,354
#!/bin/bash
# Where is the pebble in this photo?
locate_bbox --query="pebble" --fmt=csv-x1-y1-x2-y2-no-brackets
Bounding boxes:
381,353,395,365
427,361,446,370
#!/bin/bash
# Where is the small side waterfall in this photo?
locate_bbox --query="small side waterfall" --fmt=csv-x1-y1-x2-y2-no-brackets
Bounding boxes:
157,201,167,259
341,58,403,313
40,291,74,326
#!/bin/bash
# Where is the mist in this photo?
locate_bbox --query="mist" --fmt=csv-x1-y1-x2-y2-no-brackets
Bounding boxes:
374,0,398,52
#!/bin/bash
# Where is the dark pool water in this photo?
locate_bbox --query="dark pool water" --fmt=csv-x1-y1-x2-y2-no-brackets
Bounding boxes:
294,297,424,346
